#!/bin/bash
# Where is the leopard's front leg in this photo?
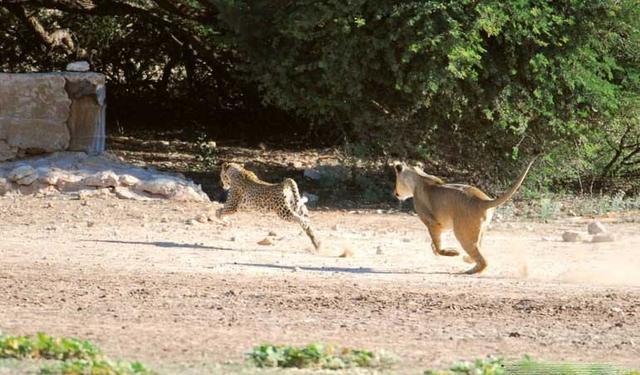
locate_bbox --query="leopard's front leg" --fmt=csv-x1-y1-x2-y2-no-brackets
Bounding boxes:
216,190,240,221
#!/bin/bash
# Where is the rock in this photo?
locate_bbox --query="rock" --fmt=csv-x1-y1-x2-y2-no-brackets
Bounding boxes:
302,192,319,206
64,73,106,153
65,61,90,72
8,165,36,182
562,231,582,242
83,171,118,188
16,173,38,186
138,178,178,197
0,177,11,195
0,73,71,152
195,213,208,223
77,188,111,199
0,140,17,161
339,248,354,258
257,237,273,246
303,168,322,180
587,220,606,235
592,233,615,243
114,187,150,201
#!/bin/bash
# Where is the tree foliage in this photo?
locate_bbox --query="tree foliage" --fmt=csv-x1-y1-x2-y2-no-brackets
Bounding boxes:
1,0,639,192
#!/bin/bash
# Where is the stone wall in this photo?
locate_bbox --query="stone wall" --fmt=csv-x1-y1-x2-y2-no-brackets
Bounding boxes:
0,72,106,161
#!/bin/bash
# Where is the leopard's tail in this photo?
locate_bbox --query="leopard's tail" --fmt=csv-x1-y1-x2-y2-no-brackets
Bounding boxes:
284,178,308,213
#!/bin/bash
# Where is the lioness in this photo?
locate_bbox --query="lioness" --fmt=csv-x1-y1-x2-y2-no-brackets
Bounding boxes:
393,158,537,274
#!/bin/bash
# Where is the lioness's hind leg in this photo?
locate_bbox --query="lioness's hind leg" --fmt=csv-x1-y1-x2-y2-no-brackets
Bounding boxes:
454,220,487,274
426,224,459,257
460,243,487,274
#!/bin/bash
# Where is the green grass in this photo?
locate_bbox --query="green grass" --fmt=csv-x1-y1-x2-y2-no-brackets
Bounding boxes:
246,343,398,370
0,332,152,375
424,356,640,375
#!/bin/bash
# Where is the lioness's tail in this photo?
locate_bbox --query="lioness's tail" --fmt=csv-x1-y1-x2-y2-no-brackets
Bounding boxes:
481,156,539,209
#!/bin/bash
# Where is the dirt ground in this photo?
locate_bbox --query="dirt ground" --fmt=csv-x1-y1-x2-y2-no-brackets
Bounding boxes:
1,196,639,374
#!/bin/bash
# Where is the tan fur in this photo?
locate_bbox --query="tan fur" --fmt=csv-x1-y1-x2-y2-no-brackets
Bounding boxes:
216,162,321,251
393,158,537,274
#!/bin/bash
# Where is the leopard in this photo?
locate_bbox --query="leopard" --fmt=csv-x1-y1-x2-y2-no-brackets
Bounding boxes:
392,157,538,274
215,162,321,251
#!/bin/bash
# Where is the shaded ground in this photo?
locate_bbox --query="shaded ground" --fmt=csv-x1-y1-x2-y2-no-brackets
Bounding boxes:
1,196,639,374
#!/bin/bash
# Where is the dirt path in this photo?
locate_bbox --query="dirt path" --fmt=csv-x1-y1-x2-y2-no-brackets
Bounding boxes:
1,196,639,373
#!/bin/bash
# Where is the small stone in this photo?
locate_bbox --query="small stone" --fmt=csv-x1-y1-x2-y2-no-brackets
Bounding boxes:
66,60,90,72
587,220,607,235
258,237,273,246
303,168,322,180
195,213,208,223
339,249,354,258
592,233,615,243
562,231,581,242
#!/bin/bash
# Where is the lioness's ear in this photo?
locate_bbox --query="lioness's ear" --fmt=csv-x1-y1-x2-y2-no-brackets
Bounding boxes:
394,163,403,173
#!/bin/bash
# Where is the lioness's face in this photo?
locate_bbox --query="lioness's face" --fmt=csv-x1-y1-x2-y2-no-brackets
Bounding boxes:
393,163,414,201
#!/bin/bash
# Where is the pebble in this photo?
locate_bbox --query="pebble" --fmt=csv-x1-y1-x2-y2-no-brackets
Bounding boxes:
587,220,606,234
562,231,581,242
592,233,615,243
257,237,273,246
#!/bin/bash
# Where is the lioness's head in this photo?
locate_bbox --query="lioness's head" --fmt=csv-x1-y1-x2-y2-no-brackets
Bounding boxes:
393,162,414,201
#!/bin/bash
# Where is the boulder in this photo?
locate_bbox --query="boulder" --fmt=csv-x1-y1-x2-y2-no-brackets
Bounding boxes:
0,73,71,152
65,73,106,153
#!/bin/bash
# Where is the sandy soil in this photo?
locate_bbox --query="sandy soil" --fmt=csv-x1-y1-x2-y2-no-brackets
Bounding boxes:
1,196,639,373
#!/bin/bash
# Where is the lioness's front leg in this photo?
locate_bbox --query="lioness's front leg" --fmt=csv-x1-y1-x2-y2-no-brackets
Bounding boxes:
426,224,459,257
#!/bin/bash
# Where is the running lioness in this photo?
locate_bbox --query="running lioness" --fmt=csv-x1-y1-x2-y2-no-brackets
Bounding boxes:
393,158,537,274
